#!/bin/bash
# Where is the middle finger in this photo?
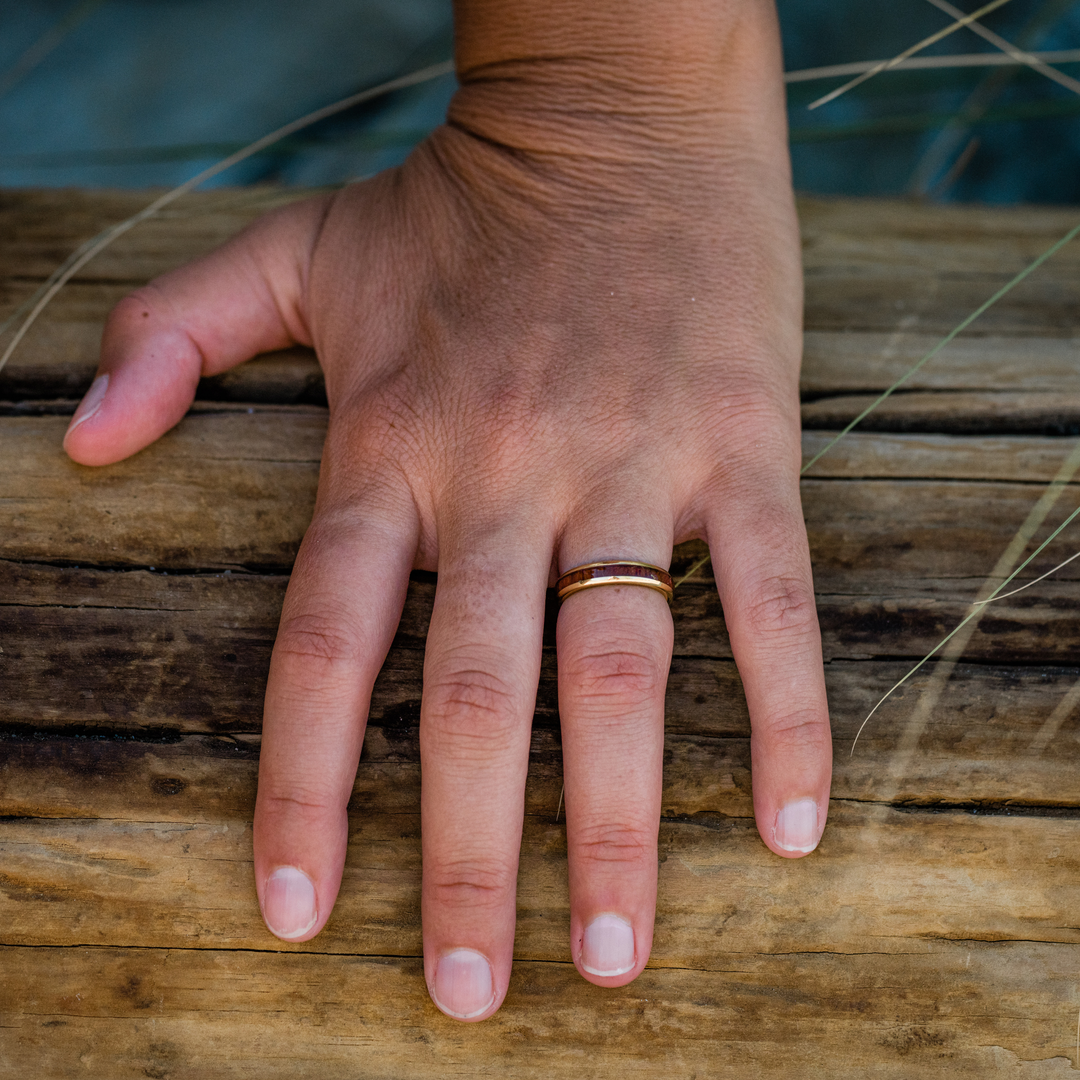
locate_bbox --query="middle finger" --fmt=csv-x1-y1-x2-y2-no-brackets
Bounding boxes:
420,521,549,1022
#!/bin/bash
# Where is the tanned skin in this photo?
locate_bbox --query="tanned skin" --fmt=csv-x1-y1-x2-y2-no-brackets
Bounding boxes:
65,1,831,1022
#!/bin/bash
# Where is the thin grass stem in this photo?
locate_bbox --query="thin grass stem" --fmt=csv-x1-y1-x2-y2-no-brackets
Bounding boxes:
923,0,1080,95
907,0,1073,194
801,217,1080,476
850,496,1080,754
0,59,455,379
785,47,1080,83
971,549,1080,603
807,0,1015,110
672,553,712,590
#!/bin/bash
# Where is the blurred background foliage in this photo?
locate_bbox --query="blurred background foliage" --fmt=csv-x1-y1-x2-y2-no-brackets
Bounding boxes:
0,0,1078,201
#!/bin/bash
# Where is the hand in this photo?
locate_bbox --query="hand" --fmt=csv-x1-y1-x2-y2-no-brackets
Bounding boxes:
63,0,831,1022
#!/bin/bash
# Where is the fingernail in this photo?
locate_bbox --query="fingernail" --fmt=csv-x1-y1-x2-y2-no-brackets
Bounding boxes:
431,948,495,1020
65,373,109,439
774,797,821,853
580,914,636,977
262,866,317,940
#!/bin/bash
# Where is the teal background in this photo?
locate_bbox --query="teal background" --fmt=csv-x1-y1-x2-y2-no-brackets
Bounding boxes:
1,0,1078,201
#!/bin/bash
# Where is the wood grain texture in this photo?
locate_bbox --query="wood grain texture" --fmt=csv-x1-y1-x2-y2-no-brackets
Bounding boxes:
4,412,1080,576
0,411,322,569
4,189,1080,1076
6,644,1080,804
4,943,1078,1079
2,730,1080,965
801,332,1080,395
802,391,1080,435
0,187,311,281
7,557,1080,733
4,801,1080,965
800,196,1080,337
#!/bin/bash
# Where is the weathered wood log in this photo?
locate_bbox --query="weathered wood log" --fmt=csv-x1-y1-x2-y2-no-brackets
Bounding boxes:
3,717,1080,966
802,390,1080,435
0,187,311,281
4,942,1076,1078
6,638,1080,802
2,772,1080,960
799,195,1080,336
4,188,1080,1077
6,635,1080,809
6,555,1080,734
4,413,1080,577
0,411,322,570
802,331,1080,395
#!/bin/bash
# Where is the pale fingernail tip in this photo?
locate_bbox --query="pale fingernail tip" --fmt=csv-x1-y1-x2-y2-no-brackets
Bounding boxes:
580,913,636,977
774,797,821,853
263,865,318,940
65,373,109,438
431,948,495,1020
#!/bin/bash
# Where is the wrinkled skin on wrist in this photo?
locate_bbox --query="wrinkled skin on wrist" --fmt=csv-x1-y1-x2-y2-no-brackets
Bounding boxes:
65,0,831,1023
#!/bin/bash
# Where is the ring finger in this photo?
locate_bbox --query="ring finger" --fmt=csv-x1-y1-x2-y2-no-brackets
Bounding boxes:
556,527,674,987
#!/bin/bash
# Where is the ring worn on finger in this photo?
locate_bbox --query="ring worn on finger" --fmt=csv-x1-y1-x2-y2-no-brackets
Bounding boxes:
556,561,673,603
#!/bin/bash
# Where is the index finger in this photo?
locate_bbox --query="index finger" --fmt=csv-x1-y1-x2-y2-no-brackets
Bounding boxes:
254,493,417,940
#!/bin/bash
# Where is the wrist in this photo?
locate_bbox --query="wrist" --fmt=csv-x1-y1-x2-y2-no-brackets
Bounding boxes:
448,0,789,167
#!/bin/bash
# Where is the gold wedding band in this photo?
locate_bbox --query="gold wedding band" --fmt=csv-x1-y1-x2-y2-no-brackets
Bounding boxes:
556,561,673,602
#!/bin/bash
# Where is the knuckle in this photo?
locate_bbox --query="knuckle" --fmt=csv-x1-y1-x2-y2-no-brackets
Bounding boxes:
573,822,655,871
104,288,172,340
273,612,363,688
705,389,796,452
739,575,818,639
108,289,154,323
329,392,420,471
259,788,338,818
256,786,348,837
563,647,664,713
755,709,832,756
276,613,358,663
426,857,517,912
424,664,521,749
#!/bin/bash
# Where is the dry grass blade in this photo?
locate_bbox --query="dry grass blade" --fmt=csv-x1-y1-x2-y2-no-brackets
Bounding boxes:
850,495,1080,754
801,216,1080,475
0,58,455,379
807,0,1015,110
784,47,1080,82
923,0,1080,96
971,549,1080,603
672,553,712,589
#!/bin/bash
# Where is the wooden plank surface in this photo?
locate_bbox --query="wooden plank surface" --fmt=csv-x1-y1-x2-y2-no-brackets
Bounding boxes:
6,944,1078,1079
3,189,1080,1076
3,740,1080,961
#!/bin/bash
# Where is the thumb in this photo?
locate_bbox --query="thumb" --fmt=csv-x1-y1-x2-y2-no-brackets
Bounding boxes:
63,194,332,466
